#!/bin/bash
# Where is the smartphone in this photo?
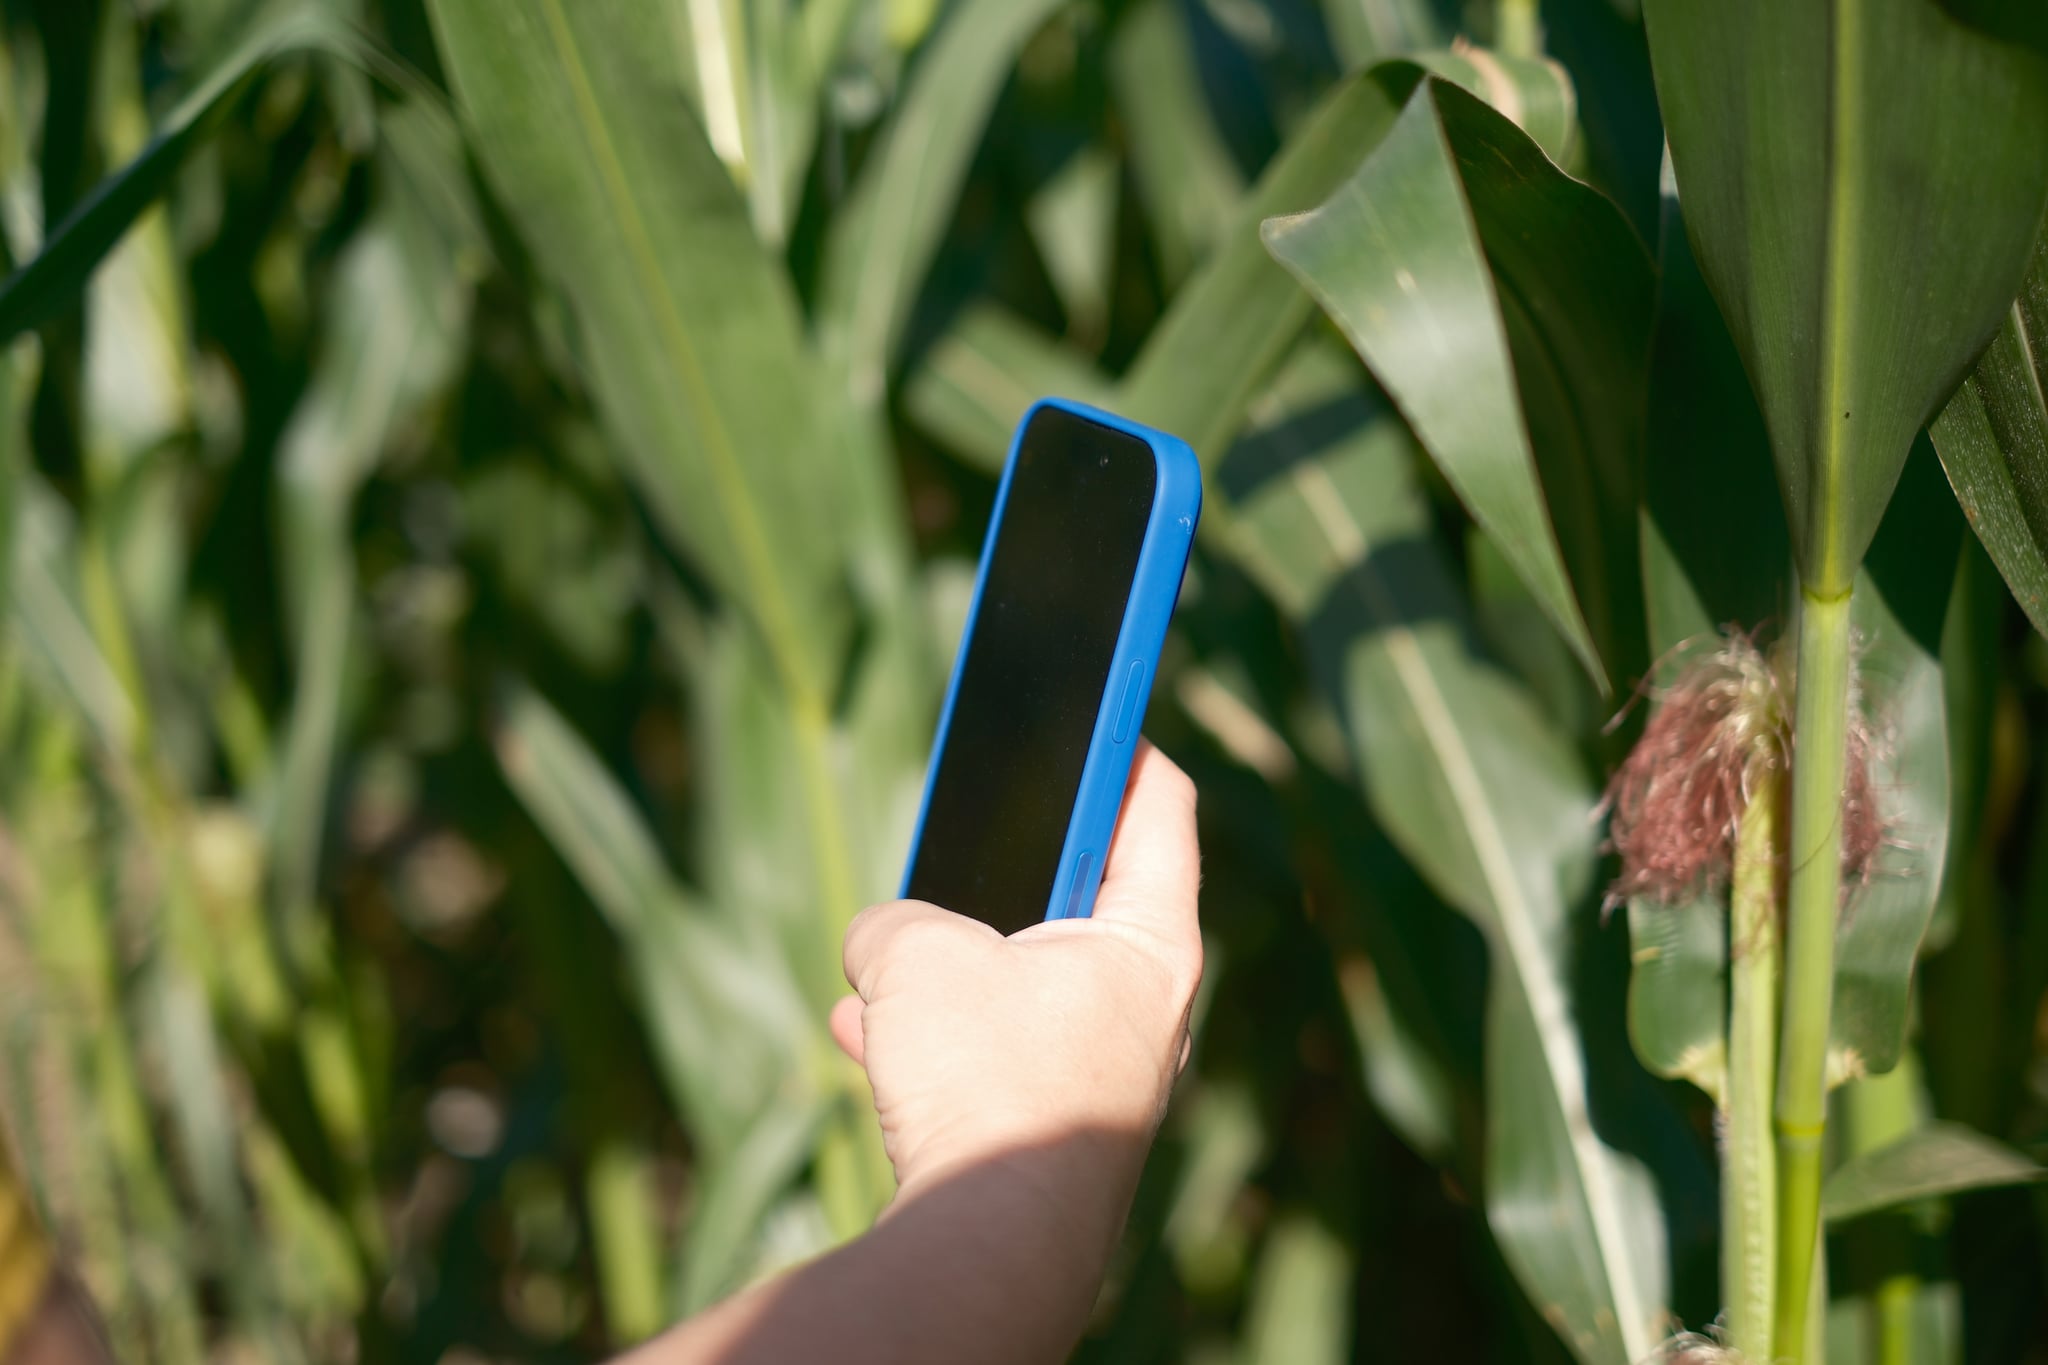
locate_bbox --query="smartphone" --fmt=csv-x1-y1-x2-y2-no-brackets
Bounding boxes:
900,398,1202,935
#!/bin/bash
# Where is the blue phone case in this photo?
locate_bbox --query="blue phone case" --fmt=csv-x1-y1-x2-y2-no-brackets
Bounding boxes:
899,397,1203,924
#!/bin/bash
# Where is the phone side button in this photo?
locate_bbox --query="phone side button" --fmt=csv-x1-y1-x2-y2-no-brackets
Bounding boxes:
1065,852,1095,918
1112,659,1146,744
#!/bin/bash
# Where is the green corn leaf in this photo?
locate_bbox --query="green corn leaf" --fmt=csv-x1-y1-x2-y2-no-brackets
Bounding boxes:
818,0,1070,405
585,1142,664,1345
675,1096,829,1313
1627,168,1793,1104
0,4,367,347
1822,1121,2045,1223
271,144,472,922
1118,51,1579,474
1625,894,1729,1105
1828,1064,1966,1360
903,302,1115,473
1241,1215,1353,1365
1109,0,1244,286
493,682,813,1153
1025,147,1119,344
667,0,848,246
1639,161,1791,658
428,0,848,706
1829,446,1959,1080
0,346,25,612
1409,48,1577,164
1931,234,2048,637
1213,351,1667,1365
1222,346,1484,1173
9,480,137,755
1118,68,1405,464
1319,0,1447,70
1643,0,2048,596
1263,76,1650,696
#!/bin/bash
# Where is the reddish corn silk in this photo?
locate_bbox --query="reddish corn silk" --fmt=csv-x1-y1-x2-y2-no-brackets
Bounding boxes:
1602,633,1883,912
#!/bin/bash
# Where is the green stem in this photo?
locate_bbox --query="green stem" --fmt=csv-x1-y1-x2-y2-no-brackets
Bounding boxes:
1725,770,1781,1356
1496,0,1541,58
1772,587,1854,1361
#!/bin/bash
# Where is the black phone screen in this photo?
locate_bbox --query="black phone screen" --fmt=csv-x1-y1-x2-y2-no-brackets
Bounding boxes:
905,406,1158,934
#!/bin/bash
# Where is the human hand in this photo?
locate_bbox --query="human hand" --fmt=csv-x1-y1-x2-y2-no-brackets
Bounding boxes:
829,741,1203,1209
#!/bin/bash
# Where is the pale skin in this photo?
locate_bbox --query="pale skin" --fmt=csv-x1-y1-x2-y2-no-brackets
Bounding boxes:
619,741,1203,1365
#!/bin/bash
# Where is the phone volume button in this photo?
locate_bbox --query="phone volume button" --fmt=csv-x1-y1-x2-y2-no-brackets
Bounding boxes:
1112,659,1146,744
1065,852,1095,919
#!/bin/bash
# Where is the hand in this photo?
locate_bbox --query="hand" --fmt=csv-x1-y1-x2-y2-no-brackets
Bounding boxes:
615,744,1202,1365
829,741,1203,1207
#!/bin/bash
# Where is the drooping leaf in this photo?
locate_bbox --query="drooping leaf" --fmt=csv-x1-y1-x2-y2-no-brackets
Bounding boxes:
1822,1121,2044,1223
0,4,368,346
1930,233,2048,637
428,0,847,704
1643,0,2048,595
1409,48,1577,164
1118,50,1579,477
1263,76,1651,694
817,0,1071,404
1827,1064,1966,1359
1214,347,1668,1365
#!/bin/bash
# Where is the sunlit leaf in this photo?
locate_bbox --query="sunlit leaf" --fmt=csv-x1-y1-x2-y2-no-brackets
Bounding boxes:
1213,349,1667,1365
429,0,848,704
1264,77,1649,694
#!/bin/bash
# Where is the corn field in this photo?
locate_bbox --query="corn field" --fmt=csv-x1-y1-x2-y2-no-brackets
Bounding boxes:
1,0,2047,1361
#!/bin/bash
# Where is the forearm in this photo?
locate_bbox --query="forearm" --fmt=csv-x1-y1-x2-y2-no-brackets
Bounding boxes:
625,1133,1145,1365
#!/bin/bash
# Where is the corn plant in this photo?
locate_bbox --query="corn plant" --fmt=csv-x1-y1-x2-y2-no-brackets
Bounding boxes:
5,0,2048,1361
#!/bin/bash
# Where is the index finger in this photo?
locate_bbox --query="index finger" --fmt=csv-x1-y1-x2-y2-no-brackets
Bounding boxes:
1091,740,1201,945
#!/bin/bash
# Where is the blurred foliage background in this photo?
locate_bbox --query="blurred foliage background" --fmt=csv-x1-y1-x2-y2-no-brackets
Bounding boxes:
0,0,2045,1361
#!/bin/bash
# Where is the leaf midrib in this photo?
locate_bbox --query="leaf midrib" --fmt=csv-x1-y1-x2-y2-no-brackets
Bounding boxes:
532,0,818,714
1288,458,1651,1360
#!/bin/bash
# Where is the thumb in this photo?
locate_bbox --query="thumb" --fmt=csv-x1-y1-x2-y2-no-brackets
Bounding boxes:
1092,740,1201,951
